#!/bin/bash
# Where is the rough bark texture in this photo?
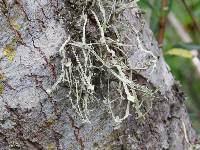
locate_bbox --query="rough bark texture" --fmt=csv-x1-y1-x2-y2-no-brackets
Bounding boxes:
0,0,196,150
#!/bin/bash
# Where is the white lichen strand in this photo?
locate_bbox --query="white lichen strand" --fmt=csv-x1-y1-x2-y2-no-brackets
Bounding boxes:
48,0,156,125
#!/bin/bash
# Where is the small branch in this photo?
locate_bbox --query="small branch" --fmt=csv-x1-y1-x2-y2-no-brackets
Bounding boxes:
181,0,200,35
157,0,168,46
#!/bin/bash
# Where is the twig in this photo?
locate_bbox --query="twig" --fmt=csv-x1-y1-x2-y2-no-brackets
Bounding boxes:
181,0,200,35
157,0,168,46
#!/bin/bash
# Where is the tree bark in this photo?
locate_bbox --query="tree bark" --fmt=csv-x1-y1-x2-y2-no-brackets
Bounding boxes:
0,0,196,150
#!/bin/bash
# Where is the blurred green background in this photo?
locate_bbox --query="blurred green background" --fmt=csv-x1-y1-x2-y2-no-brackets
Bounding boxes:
138,0,200,134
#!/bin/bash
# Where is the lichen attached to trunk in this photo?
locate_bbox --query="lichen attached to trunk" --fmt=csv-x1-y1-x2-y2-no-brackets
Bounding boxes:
48,0,158,126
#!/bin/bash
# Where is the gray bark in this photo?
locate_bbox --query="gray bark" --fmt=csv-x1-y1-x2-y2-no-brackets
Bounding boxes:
0,0,196,150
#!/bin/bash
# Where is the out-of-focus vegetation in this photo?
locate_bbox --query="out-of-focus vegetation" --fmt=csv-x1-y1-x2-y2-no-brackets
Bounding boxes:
138,0,200,134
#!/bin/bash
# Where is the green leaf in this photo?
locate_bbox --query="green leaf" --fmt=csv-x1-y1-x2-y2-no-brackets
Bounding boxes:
138,0,154,10
166,48,193,59
173,43,200,50
168,0,173,13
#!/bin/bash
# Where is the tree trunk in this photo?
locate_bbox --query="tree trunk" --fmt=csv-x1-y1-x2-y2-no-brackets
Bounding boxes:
0,0,196,150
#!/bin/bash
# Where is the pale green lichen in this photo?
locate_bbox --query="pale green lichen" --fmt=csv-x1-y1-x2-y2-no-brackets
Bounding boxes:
3,44,16,61
0,84,4,95
0,72,4,95
47,143,55,150
48,0,157,125
10,19,21,30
